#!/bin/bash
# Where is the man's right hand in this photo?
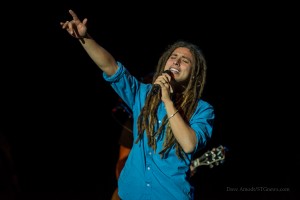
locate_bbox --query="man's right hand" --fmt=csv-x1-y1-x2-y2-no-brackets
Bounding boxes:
60,10,88,39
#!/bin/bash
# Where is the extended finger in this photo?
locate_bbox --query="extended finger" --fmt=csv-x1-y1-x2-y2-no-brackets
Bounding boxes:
60,21,69,29
82,18,88,26
69,10,79,21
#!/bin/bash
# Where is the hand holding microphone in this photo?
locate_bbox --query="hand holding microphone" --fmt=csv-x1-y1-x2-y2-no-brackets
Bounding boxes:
151,70,175,96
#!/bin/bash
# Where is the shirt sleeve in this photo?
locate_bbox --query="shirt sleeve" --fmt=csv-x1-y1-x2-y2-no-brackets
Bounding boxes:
102,62,140,112
190,100,215,153
102,62,151,116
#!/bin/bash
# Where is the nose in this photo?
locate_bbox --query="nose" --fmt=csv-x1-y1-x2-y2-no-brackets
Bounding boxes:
173,59,179,66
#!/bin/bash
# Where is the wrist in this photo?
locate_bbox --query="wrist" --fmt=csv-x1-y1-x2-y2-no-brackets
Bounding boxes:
168,109,179,120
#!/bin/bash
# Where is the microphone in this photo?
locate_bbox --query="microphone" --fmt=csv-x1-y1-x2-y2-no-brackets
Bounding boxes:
151,70,173,95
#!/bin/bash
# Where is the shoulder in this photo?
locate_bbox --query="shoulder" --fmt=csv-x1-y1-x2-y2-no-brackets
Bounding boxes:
193,99,215,119
198,99,214,110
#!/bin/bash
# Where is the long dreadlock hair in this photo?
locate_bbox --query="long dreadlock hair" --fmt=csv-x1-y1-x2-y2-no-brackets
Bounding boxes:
136,40,207,160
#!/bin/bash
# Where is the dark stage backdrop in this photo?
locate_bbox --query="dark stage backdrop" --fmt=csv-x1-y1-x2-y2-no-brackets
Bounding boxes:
1,1,298,200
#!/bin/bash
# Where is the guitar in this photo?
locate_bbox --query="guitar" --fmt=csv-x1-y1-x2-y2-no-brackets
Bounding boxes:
191,145,227,170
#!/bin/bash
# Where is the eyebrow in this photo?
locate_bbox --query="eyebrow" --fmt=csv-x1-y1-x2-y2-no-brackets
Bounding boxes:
171,53,193,63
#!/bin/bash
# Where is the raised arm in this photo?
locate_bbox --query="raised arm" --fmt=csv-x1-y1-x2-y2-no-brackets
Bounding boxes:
60,10,118,76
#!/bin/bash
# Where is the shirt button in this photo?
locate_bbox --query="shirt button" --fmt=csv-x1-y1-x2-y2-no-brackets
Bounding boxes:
149,152,152,155
158,120,161,124
147,166,150,170
146,183,150,187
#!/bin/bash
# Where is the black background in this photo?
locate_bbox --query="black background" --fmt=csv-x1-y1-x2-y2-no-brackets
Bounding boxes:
1,1,299,199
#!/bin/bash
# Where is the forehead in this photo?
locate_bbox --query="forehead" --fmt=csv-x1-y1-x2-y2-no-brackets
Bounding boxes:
172,47,194,62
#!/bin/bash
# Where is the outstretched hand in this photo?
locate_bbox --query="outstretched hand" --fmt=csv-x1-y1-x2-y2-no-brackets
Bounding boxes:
60,10,88,39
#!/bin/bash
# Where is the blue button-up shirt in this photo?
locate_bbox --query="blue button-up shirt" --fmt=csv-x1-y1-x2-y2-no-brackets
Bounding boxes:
103,62,214,200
